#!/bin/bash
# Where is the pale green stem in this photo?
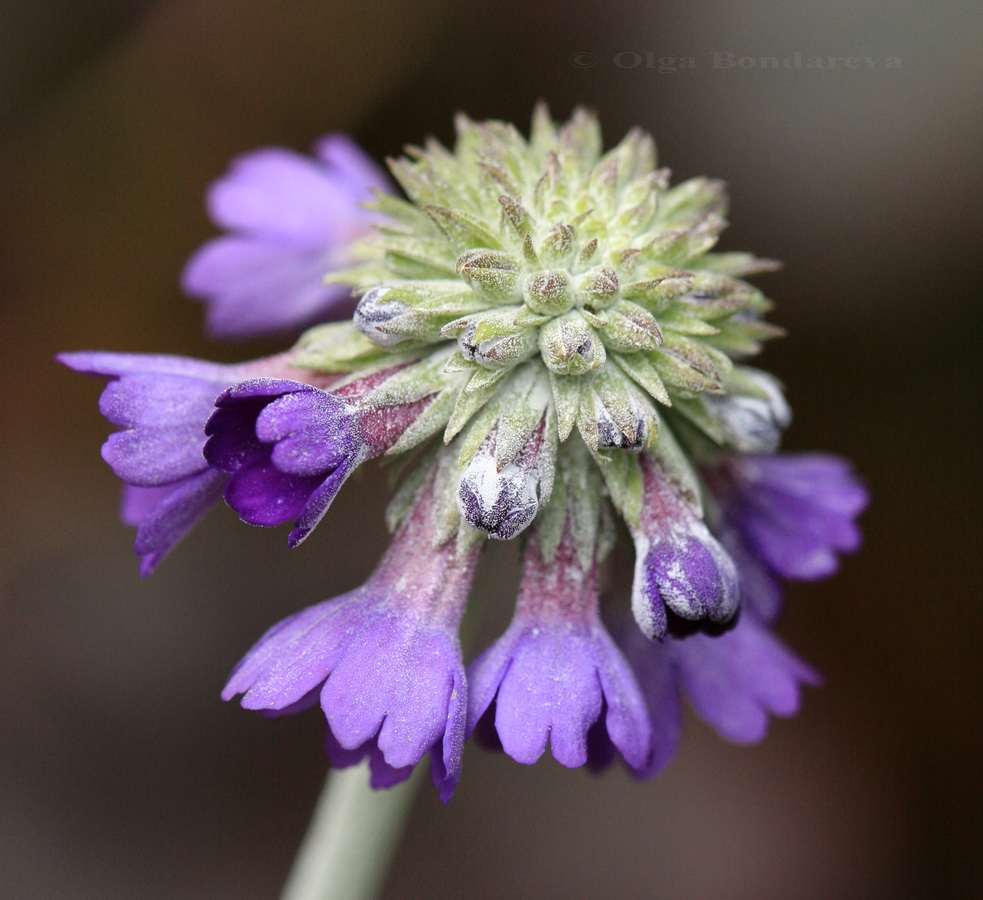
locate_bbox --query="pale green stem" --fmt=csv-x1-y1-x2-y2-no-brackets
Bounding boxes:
280,762,424,900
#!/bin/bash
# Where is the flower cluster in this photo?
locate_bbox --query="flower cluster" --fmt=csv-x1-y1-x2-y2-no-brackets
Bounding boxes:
62,107,866,800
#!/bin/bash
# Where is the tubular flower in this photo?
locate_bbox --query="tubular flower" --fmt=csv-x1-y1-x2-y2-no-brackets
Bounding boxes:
58,351,333,574
64,107,868,796
204,379,366,546
612,609,819,755
468,469,651,772
629,453,739,639
703,453,868,622
222,479,477,803
183,134,391,340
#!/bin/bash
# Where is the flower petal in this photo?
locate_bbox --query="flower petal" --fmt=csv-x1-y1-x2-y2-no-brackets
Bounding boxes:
206,148,354,245
131,469,227,577
673,616,820,744
182,236,354,339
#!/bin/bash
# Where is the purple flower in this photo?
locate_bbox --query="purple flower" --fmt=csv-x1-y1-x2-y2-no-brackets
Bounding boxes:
223,488,479,802
204,379,365,547
603,617,684,778
612,611,818,764
630,455,740,639
58,352,244,576
182,134,391,340
669,614,820,744
706,453,868,623
468,529,652,772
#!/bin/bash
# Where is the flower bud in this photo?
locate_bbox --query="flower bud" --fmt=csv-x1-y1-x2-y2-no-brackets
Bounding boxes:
630,456,739,639
538,223,575,266
707,368,790,452
455,250,520,302
522,269,573,316
538,312,605,375
353,285,412,347
576,267,620,310
578,369,657,452
596,402,649,452
458,451,539,540
456,311,538,370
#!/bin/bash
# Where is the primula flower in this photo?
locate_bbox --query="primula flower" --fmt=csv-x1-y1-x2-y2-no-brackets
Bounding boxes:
468,526,651,772
613,610,818,752
670,615,820,744
204,379,365,546
705,453,868,622
58,352,247,575
203,364,454,545
58,351,338,574
183,134,390,340
64,107,868,797
222,483,477,803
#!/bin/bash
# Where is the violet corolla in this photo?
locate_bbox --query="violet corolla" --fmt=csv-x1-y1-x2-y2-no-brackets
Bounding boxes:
468,471,651,772
183,134,390,339
57,351,332,574
222,479,475,803
64,107,867,798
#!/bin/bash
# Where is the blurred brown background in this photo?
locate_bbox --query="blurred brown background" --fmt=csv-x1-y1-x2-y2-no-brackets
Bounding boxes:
1,1,980,897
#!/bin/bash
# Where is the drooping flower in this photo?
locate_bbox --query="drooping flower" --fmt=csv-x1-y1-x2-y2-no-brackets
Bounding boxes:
468,525,651,773
222,479,478,802
204,379,365,546
704,453,868,622
183,134,390,340
670,614,820,744
202,362,459,545
58,352,247,575
613,609,819,754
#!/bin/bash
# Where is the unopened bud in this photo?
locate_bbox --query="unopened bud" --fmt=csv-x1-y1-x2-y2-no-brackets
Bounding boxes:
707,369,790,452
353,286,412,347
523,269,573,316
456,250,520,302
458,452,539,540
596,402,648,452
538,313,605,375
577,267,620,310
457,312,538,370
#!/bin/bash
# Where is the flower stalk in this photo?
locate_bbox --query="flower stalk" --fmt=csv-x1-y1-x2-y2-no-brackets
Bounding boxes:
281,763,423,900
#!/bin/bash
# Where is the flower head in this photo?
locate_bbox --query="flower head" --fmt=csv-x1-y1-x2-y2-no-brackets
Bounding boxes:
183,135,390,340
64,108,868,796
